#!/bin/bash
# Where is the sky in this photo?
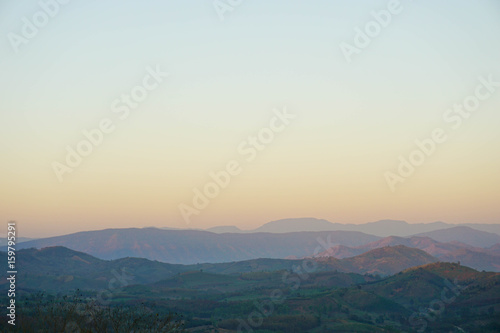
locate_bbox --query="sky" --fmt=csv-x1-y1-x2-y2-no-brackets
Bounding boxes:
1,0,499,238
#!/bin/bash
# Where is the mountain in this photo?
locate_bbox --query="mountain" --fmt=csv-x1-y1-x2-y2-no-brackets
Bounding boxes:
193,246,437,277
362,261,500,311
0,246,187,292
313,245,439,276
314,244,366,259
346,219,451,237
1,247,323,292
355,236,491,257
487,243,500,256
14,228,380,264
205,225,243,233
462,223,500,236
316,235,500,272
339,245,438,276
252,218,340,233
414,226,500,247
316,236,465,258
234,218,500,237
438,248,500,272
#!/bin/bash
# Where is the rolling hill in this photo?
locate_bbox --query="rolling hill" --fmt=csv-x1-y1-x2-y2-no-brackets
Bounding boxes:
315,235,500,272
0,245,441,293
339,245,439,276
438,248,500,272
310,245,438,276
2,246,500,332
0,246,187,291
363,261,500,308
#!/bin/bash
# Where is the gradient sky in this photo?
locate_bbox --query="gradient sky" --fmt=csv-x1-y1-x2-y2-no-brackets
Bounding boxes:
1,0,499,238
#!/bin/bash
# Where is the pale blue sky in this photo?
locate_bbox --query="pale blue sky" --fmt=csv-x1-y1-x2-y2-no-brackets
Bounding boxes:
1,0,499,236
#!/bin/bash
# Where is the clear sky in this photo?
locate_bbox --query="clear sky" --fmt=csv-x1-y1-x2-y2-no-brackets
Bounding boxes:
1,0,499,237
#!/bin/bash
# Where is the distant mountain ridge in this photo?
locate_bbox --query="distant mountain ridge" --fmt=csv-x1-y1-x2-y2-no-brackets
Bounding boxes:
413,226,500,247
205,225,243,233
253,218,338,233
14,219,500,265
205,218,500,237
15,228,380,264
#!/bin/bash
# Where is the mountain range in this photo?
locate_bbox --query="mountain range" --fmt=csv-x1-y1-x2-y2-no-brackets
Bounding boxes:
13,220,500,269
15,228,380,264
205,218,500,237
315,235,500,272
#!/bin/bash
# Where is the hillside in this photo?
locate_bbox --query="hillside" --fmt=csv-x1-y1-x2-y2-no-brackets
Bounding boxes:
363,262,500,310
2,247,500,332
340,245,438,276
439,248,500,272
0,245,438,293
0,247,187,292
313,245,438,276
314,244,366,259
315,235,500,272
488,243,500,256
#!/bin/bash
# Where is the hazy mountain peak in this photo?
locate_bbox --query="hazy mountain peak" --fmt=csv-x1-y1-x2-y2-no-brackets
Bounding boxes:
367,219,409,225
253,217,337,233
414,226,500,247
205,225,243,233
